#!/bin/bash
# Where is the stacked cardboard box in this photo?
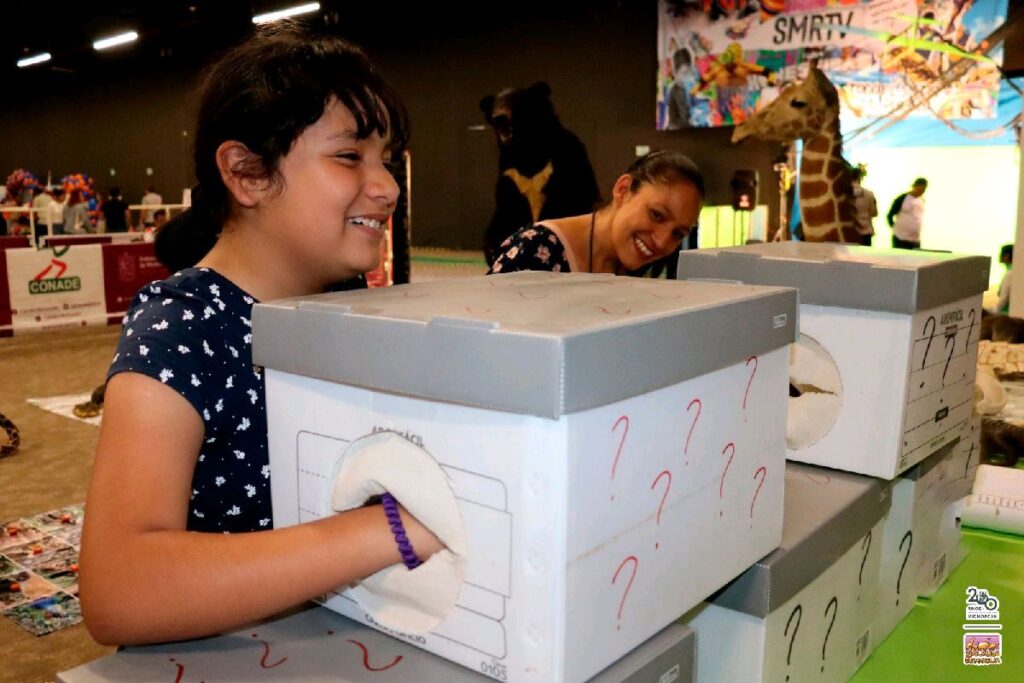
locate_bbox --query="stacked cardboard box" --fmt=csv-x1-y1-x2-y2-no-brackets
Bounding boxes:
677,243,988,681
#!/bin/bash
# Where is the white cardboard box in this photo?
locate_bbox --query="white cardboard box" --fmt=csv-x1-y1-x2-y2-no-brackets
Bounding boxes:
677,243,989,479
873,441,960,644
916,428,975,598
947,412,981,504
252,272,797,683
962,464,1024,535
57,605,696,683
683,462,891,683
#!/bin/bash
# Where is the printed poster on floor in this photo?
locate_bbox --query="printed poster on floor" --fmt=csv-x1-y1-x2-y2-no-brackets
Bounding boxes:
4,245,106,333
657,0,1009,129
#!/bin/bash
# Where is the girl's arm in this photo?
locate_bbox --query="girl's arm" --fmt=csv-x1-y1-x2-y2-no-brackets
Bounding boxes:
80,372,442,646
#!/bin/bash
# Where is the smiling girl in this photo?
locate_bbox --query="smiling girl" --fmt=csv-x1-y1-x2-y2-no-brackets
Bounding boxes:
488,150,704,275
79,24,442,646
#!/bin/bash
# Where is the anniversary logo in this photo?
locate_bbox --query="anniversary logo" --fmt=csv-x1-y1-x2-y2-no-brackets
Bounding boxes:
963,586,1003,666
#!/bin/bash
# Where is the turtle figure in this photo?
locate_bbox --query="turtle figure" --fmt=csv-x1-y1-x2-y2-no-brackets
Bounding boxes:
72,382,107,419
0,412,20,457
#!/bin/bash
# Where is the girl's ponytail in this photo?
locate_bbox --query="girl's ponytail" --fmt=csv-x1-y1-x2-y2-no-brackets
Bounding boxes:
154,184,221,272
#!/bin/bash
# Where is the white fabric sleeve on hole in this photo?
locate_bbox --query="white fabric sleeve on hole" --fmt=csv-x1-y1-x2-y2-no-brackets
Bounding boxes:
328,431,468,634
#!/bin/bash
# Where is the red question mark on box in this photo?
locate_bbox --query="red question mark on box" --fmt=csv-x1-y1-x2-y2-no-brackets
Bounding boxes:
609,415,629,501
651,470,672,549
750,466,767,519
742,355,758,417
719,442,736,517
684,398,701,466
611,555,639,631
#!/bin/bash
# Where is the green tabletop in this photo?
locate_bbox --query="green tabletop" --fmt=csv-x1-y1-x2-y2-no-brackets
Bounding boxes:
852,527,1023,682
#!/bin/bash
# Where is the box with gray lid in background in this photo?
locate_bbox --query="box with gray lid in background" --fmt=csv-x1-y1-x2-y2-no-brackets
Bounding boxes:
252,272,797,682
683,461,893,683
874,440,965,642
678,242,989,479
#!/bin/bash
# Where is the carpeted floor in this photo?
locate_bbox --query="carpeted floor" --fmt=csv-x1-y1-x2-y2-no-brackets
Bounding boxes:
0,325,121,683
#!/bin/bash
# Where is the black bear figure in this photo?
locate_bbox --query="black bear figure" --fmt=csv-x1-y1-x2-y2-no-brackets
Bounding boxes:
479,82,600,266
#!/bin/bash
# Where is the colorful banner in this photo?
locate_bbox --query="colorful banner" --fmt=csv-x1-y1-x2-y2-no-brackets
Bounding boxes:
0,242,169,335
5,245,106,333
657,0,1009,129
101,243,170,323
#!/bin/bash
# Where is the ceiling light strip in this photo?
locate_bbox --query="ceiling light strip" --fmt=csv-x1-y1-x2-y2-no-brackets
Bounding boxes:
17,53,51,68
252,3,321,25
93,31,139,51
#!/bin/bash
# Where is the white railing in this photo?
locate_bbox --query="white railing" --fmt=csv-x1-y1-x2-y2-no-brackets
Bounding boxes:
2,203,188,249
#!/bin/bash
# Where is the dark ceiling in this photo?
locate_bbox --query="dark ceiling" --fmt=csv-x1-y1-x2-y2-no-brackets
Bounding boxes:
3,1,255,88
1,0,625,94
3,1,1022,94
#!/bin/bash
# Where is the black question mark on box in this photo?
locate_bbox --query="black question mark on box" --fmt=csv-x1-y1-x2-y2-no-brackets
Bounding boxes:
921,315,936,370
858,530,872,599
821,596,838,673
897,530,913,605
783,604,802,682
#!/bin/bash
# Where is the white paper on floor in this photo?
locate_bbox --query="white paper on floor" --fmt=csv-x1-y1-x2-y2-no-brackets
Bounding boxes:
26,394,101,427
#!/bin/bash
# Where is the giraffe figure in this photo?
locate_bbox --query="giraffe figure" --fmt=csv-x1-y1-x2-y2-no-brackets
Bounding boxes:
732,65,860,243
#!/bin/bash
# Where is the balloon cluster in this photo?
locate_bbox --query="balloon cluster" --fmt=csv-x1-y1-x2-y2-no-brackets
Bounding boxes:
62,173,100,226
4,169,40,203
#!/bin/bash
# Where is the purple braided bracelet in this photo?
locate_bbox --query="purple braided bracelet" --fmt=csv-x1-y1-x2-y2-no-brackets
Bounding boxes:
380,492,423,570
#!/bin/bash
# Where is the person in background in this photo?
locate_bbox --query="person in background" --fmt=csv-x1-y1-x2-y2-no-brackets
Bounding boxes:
997,244,1013,314
101,187,130,232
141,185,163,227
0,195,21,236
666,48,696,130
30,186,54,243
850,166,877,247
142,209,168,243
48,187,66,235
64,189,93,233
887,177,927,250
30,185,53,213
11,215,32,236
487,150,703,276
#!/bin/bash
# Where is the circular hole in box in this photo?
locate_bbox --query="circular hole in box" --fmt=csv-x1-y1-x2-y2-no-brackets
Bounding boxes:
787,333,842,450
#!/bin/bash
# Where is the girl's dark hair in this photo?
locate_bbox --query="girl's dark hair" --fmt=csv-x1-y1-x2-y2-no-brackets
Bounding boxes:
623,149,705,199
156,22,409,272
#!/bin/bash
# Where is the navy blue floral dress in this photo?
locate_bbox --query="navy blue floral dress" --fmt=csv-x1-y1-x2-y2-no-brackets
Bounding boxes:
487,225,572,274
108,268,271,533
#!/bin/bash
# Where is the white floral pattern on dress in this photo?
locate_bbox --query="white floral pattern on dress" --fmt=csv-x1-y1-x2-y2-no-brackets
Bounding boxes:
109,269,272,533
487,225,573,275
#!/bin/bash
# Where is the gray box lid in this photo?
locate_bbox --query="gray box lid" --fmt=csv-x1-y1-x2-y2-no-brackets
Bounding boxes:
57,605,696,682
707,463,892,618
677,242,990,314
252,272,798,419
902,439,958,481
